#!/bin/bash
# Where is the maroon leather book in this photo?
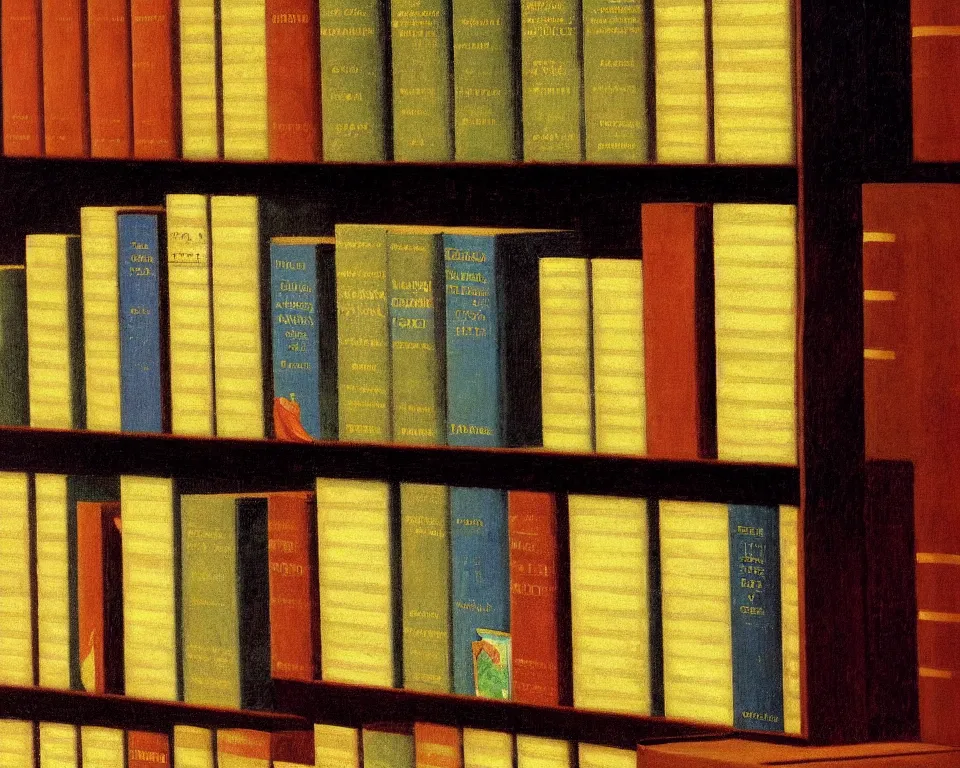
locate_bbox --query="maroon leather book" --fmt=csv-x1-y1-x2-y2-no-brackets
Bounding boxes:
87,0,132,157
42,0,90,156
2,0,44,155
912,0,960,161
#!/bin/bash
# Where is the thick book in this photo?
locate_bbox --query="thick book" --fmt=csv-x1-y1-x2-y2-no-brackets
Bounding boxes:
179,0,220,159
516,737,572,768
653,0,709,162
266,0,321,161
415,723,461,768
316,478,398,687
0,267,29,426
26,234,86,429
39,723,79,768
221,0,269,160
391,0,453,161
912,1,960,161
1,0,43,155
41,0,89,156
217,731,270,768
131,0,179,158
128,733,170,768
462,730,512,768
314,724,360,768
0,475,33,686
642,203,716,459
582,0,649,162
362,726,415,768
173,727,215,768
579,744,637,768
180,493,271,709
520,0,583,161
87,0,133,157
80,726,124,768
0,720,34,765
318,0,388,160
451,0,519,161
271,237,337,441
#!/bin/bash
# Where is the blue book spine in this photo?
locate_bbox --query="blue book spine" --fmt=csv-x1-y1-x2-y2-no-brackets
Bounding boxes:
450,486,510,697
271,243,323,439
119,213,164,433
729,504,784,731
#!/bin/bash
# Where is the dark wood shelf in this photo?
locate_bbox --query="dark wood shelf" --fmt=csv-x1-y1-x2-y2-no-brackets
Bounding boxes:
0,427,800,504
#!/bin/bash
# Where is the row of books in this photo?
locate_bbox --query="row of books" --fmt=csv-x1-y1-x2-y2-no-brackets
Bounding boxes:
0,0,796,164
8,197,798,467
0,472,801,733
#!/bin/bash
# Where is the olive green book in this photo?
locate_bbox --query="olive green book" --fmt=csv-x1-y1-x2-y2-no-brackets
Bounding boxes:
0,267,28,425
361,727,414,768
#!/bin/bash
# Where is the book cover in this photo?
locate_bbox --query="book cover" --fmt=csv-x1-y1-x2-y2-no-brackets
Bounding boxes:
362,726,415,768
0,267,29,426
414,723,461,768
0,474,33,686
1,0,43,155
173,727,214,768
217,730,270,768
271,731,315,767
780,505,801,735
128,733,170,768
912,0,960,161
221,0,269,159
0,720,34,765
39,723,79,768
41,0,89,156
131,0,179,158
179,0,220,158
80,726,124,768
515,737,572,768
462,730,512,768
314,724,360,768
87,0,133,157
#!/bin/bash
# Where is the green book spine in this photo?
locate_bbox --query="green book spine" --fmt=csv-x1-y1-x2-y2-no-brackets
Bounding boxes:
400,483,452,692
582,0,649,162
361,729,415,768
319,0,388,160
452,0,519,161
388,230,445,445
521,0,584,161
391,0,453,160
0,268,28,426
335,224,391,441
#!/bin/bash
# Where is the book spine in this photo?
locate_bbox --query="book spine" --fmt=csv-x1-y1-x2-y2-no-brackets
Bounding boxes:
520,0,583,161
362,729,415,768
237,499,272,709
0,721,34,765
211,196,267,439
391,0,453,161
653,0,709,162
0,474,33,686
119,213,166,433
87,0,133,157
173,727,215,768
166,194,215,436
314,724,360,768
912,1,960,161
221,0,268,159
582,0,649,162
319,0,387,160
400,483,452,692
0,269,29,426
266,0,320,161
335,224,391,442
39,723,79,768
388,230,446,445
711,0,794,163
217,730,271,768
179,0,219,159
578,744,637,768
80,726,124,768
1,0,44,155
77,502,108,693
779,505,801,734
414,723,462,768
515,736,572,768
462,730,512,768
128,733,171,768
131,0,179,158
728,504,784,731
42,0,90,156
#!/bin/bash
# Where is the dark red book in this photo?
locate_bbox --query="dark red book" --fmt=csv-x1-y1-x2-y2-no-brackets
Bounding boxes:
414,723,462,768
1,0,44,155
131,0,178,158
508,490,563,706
266,0,320,161
641,203,716,459
271,731,315,765
912,0,960,161
128,732,170,768
87,0,132,157
42,0,89,156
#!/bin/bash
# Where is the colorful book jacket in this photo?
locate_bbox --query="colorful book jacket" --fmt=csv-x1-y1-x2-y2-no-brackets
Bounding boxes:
87,0,133,157
127,733,170,768
911,0,960,161
0,474,33,686
0,267,29,426
1,0,43,155
131,0,179,158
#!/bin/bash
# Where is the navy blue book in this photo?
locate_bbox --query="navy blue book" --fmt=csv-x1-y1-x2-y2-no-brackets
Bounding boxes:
729,504,784,731
118,213,166,433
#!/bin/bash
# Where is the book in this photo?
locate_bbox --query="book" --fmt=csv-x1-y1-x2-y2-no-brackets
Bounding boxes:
462,730,512,768
0,474,33,686
539,257,592,452
578,744,637,768
336,223,391,442
642,203,716,459
121,475,179,700
217,730,270,768
316,478,398,686
173,727,215,768
590,258,646,455
1,0,43,155
391,0,453,161
87,0,133,157
76,500,123,693
415,723,461,768
39,723,78,768
318,0,388,161
582,0,649,162
211,196,268,438
780,505,801,734
131,0,179,158
128,734,170,768
266,0,321,161
509,490,564,705
711,0,795,163
314,724,360,768
451,0,519,161
166,194,215,436
568,494,654,715
80,726,124,768
0,720,34,766
516,736,572,768
271,237,337,441
0,266,29,426
362,726,415,768
653,0,709,162
180,493,271,708
520,0,583,161
221,0,269,160
713,204,797,464
179,0,220,158
41,0,89,156
400,483,452,692
271,731,315,767
911,1,960,161
26,234,86,429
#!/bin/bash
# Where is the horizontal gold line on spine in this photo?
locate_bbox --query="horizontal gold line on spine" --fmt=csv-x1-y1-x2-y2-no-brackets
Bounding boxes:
917,552,960,566
918,610,960,623
919,667,956,679
864,349,896,361
863,231,896,243
864,290,897,302
913,25,960,37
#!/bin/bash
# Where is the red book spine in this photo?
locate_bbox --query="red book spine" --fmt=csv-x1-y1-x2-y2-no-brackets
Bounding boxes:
128,732,170,768
268,492,318,681
641,203,716,459
131,0,178,158
265,0,320,161
271,731,315,765
414,723,462,768
1,0,44,155
41,0,89,156
508,490,561,706
912,0,960,161
87,0,132,156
